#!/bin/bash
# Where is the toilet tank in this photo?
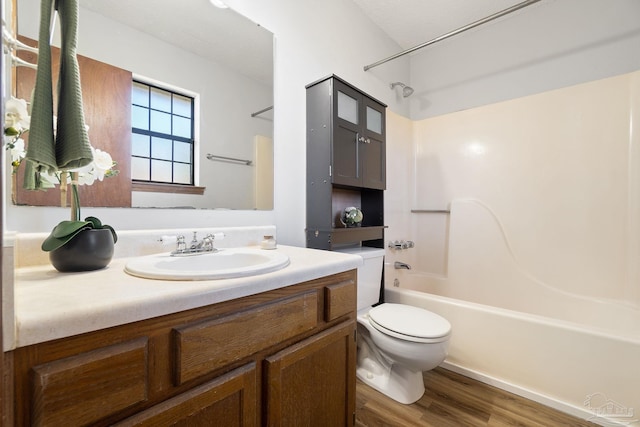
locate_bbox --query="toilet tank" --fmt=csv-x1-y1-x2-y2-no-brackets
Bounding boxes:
336,247,385,311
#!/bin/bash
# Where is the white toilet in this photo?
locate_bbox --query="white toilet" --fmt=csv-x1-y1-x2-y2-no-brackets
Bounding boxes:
339,247,451,404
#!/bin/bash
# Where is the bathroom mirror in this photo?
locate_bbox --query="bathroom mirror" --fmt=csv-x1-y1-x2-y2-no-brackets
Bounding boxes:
12,0,274,210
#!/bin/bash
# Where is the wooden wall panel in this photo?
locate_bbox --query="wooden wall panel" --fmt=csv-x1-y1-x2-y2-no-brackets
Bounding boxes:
14,36,132,208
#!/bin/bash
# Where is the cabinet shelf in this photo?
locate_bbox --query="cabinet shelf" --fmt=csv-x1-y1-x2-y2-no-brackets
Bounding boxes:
330,226,386,244
307,226,386,248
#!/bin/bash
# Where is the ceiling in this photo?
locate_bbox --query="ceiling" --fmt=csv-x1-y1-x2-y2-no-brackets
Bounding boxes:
351,0,530,50
79,0,534,83
80,0,274,86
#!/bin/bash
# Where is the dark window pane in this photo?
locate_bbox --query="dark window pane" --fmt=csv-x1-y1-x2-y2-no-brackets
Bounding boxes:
151,159,172,182
132,133,150,157
132,106,149,130
150,87,172,112
174,141,191,163
151,137,173,161
131,157,150,180
174,163,191,184
150,110,171,134
132,82,149,107
173,95,192,118
131,81,195,185
173,116,191,139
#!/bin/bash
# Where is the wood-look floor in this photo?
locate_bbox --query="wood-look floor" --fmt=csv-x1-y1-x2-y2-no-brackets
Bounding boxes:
356,367,599,427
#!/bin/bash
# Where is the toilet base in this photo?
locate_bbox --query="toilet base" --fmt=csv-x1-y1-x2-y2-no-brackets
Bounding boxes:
356,348,425,404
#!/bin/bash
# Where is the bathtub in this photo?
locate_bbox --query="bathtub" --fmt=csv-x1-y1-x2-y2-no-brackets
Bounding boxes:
383,200,640,426
385,281,640,427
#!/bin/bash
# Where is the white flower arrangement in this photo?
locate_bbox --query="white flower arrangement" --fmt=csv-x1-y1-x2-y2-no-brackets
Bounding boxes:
4,97,30,173
3,97,118,187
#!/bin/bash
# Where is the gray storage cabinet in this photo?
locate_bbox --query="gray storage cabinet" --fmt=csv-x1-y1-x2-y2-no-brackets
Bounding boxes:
306,75,386,250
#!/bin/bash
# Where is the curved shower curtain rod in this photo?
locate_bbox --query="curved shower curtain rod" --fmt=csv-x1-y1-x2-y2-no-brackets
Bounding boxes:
363,0,542,72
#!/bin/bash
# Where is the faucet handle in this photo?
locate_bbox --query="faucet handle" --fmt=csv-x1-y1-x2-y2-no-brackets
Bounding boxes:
202,234,215,251
388,240,415,250
176,235,186,252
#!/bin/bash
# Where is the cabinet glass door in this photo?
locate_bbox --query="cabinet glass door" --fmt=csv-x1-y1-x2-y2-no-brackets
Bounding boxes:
333,84,362,188
337,91,358,125
366,106,382,134
362,98,386,190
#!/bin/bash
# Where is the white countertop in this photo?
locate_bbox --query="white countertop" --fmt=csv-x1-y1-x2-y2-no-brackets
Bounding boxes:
13,245,362,348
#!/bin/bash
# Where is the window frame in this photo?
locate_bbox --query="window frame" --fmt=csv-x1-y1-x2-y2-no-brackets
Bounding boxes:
130,76,203,194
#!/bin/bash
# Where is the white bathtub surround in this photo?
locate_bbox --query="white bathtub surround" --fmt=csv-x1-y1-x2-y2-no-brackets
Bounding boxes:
382,70,640,426
409,199,640,337
410,70,640,309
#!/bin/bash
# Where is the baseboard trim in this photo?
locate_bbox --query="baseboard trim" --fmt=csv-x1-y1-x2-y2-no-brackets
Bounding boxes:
440,361,633,427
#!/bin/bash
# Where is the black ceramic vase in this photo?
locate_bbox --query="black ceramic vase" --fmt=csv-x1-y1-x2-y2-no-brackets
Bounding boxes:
49,228,115,272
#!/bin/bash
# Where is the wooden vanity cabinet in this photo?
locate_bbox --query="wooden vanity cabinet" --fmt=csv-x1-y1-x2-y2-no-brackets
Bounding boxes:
6,271,357,426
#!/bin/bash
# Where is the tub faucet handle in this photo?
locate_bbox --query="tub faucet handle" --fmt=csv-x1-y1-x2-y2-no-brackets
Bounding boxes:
394,261,411,270
389,240,415,250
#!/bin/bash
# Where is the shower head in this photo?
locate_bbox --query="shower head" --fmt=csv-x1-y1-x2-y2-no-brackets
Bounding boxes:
390,82,414,98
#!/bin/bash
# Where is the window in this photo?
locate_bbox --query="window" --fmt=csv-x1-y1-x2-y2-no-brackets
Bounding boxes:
131,80,195,185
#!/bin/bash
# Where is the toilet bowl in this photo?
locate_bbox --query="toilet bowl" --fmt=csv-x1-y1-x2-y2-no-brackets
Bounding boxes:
337,247,452,404
357,303,450,404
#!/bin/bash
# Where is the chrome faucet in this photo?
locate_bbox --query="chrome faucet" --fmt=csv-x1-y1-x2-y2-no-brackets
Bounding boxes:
171,232,222,256
394,261,411,270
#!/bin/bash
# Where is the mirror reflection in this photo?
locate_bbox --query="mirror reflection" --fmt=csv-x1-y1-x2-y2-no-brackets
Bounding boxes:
13,0,274,210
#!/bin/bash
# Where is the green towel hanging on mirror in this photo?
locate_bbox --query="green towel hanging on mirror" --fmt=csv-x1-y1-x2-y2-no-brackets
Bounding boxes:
24,0,93,190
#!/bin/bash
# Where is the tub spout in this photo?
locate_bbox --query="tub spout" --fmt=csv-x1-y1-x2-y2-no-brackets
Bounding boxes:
394,261,411,270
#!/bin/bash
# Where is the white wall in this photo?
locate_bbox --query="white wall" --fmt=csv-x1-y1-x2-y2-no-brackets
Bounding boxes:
408,0,640,120
226,0,640,247
6,0,408,244
214,0,411,246
10,0,639,247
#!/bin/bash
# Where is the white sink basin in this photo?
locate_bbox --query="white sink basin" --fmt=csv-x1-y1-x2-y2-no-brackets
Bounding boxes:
124,248,290,280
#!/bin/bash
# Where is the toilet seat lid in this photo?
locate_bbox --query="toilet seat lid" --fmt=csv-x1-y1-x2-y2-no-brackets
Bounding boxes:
368,303,451,341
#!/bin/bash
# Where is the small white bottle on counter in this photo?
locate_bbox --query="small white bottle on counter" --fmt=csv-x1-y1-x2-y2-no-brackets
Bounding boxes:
261,235,277,250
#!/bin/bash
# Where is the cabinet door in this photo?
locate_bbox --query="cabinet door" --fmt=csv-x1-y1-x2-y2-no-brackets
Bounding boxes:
332,80,386,190
265,321,356,427
332,81,363,188
361,97,386,190
29,338,149,427
114,363,257,427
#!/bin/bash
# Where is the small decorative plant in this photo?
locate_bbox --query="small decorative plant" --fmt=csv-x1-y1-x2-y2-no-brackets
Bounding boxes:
341,206,364,227
42,215,117,252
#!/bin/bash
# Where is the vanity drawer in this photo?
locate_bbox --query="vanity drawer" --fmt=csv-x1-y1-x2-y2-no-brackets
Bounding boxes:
324,278,356,321
173,291,318,385
30,337,149,427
